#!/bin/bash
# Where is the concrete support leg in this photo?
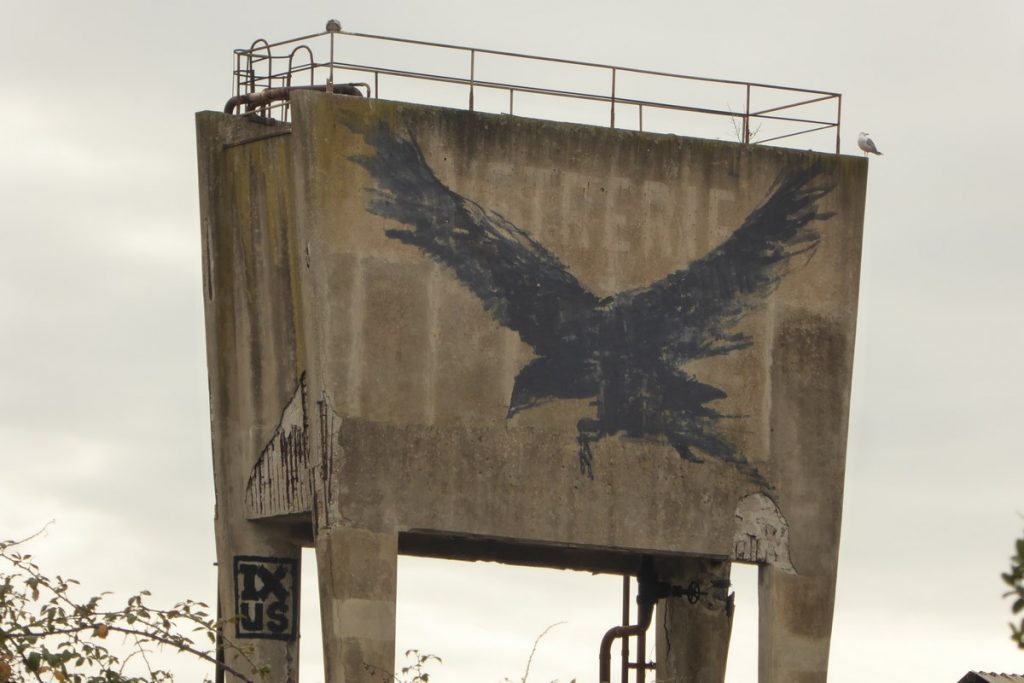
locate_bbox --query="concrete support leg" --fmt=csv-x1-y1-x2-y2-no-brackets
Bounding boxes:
214,525,302,682
655,558,733,683
315,525,398,683
757,566,835,683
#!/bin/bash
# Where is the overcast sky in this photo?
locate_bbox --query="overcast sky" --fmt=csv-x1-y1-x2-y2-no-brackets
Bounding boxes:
2,1,1023,681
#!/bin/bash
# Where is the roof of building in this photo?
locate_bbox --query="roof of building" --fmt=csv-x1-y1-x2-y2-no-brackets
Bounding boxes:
958,672,1024,683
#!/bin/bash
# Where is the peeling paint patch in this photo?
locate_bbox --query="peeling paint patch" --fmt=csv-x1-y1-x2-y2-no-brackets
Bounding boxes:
314,391,341,530
245,376,311,518
732,492,795,573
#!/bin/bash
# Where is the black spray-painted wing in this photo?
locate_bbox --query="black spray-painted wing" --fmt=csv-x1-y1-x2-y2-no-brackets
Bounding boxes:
612,164,835,361
347,120,602,356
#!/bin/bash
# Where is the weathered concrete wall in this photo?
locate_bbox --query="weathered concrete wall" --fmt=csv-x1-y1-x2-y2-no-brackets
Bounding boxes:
196,115,306,681
198,91,866,683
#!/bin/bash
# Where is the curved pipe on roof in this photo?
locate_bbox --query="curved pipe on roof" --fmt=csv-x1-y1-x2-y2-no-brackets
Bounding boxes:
223,82,369,115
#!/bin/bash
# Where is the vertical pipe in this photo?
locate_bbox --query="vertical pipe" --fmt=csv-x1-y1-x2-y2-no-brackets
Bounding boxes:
639,104,644,132
637,626,646,683
610,67,617,128
621,576,630,683
374,71,379,99
469,49,476,111
509,88,514,115
215,597,225,683
835,94,842,154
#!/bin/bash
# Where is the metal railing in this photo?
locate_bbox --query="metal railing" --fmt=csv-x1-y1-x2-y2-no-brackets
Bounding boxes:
229,21,842,153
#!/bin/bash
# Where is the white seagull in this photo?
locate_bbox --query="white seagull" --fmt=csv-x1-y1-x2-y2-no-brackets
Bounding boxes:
858,132,882,156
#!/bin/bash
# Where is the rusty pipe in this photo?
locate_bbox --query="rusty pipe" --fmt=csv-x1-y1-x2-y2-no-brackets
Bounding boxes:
223,82,369,115
599,596,654,683
600,555,693,683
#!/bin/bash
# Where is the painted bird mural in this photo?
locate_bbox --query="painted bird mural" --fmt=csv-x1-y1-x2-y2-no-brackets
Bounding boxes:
344,118,835,488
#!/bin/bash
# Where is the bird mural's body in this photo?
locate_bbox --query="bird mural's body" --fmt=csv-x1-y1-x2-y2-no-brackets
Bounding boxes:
344,119,835,487
858,132,882,155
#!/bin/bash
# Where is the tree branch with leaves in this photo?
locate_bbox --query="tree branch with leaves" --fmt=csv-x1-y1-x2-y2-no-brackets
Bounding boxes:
1004,530,1024,650
0,526,269,682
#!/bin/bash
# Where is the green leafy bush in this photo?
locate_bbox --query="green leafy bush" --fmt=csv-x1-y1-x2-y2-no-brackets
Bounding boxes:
0,528,267,682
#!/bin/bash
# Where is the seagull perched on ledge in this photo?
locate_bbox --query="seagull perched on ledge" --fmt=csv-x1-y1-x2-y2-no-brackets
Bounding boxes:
858,132,882,156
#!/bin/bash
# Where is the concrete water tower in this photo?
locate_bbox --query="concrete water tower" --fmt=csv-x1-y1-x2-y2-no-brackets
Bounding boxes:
196,22,866,683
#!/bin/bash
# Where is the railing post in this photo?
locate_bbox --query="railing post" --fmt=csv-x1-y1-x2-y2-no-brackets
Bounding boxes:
610,67,617,128
835,94,842,155
469,49,476,111
328,31,335,91
743,83,751,144
639,104,644,132
509,88,514,116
